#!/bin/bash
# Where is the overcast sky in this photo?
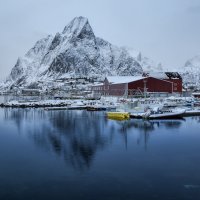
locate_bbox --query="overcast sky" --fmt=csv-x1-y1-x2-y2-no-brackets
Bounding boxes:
0,0,200,80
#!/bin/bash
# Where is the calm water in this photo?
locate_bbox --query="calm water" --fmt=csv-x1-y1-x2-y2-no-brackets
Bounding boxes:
0,108,200,200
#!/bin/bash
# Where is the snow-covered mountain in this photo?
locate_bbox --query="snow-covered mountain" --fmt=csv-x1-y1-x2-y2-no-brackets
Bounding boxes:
135,52,163,72
182,55,200,88
1,16,162,89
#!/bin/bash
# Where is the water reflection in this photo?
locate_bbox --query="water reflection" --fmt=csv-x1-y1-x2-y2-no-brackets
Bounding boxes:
190,116,200,123
145,119,184,129
3,108,186,170
4,109,110,170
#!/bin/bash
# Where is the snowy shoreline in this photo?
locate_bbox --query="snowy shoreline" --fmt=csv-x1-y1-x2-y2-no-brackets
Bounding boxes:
0,99,76,108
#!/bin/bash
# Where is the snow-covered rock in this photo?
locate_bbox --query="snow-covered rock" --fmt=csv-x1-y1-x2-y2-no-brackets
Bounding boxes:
182,55,200,88
128,50,163,72
1,16,161,90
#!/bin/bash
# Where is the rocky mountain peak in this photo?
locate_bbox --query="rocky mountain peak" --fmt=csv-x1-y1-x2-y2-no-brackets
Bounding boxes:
25,35,53,59
62,16,94,40
1,16,161,89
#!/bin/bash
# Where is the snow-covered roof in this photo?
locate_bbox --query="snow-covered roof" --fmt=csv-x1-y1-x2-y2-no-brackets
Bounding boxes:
144,72,182,79
145,72,168,79
165,72,182,79
93,82,103,86
106,76,144,84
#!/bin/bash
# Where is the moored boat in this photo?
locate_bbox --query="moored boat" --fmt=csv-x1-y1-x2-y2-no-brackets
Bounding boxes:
87,106,106,111
130,108,185,119
147,108,185,119
107,112,130,120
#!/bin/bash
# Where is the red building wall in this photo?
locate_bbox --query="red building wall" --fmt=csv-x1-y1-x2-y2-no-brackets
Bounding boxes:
108,83,126,96
92,76,182,96
128,77,173,93
101,78,127,96
164,79,182,93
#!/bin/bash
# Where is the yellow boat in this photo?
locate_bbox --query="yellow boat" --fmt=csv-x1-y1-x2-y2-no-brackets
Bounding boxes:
107,112,130,120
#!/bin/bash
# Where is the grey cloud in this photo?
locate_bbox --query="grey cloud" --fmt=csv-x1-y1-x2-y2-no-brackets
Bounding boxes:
187,5,200,14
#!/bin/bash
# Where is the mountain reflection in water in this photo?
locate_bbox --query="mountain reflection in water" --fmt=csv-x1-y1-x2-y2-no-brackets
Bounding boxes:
4,109,110,170
3,108,186,171
1,108,200,200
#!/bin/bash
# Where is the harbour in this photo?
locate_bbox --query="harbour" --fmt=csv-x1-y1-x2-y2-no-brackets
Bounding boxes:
1,4,200,199
0,108,200,199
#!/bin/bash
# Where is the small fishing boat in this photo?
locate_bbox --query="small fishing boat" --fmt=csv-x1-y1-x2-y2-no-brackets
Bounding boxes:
87,106,106,111
107,112,130,120
143,108,185,119
130,107,185,119
130,112,146,119
68,101,87,110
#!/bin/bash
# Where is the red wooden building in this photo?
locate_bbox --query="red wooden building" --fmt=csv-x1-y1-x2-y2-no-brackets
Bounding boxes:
92,72,182,96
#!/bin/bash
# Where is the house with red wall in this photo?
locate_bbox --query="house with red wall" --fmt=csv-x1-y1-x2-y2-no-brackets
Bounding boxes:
92,72,182,97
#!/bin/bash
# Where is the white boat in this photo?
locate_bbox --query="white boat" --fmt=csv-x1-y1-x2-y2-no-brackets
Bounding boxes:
130,112,146,118
147,108,186,119
86,100,113,111
68,100,87,109
163,96,194,107
116,99,163,114
130,107,186,119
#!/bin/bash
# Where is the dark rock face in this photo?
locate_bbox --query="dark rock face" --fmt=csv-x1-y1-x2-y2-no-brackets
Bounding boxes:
10,58,24,80
49,33,62,51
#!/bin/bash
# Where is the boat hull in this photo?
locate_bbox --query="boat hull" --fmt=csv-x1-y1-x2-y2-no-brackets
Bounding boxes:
148,110,185,119
87,106,106,111
107,112,130,120
130,109,185,119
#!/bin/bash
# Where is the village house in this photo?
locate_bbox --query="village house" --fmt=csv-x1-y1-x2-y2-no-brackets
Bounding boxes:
92,72,182,97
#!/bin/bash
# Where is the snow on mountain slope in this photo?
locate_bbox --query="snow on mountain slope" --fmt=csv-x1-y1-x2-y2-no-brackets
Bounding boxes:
9,35,54,84
128,50,163,72
1,16,161,89
182,55,200,87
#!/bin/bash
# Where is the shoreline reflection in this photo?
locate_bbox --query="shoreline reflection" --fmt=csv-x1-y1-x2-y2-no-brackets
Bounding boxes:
3,108,186,170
